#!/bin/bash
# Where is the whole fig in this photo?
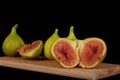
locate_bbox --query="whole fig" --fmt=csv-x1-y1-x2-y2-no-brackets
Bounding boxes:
44,28,60,59
2,24,25,56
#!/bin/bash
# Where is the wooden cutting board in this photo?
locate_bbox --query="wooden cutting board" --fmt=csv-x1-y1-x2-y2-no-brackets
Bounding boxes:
0,56,120,80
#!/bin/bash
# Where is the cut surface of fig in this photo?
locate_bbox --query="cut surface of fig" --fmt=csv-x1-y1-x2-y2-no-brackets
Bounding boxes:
17,40,43,59
79,38,107,68
51,38,79,68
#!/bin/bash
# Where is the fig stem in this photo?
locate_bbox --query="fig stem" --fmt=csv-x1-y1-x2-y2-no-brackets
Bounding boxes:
11,24,18,34
70,26,74,32
67,26,77,40
55,28,58,34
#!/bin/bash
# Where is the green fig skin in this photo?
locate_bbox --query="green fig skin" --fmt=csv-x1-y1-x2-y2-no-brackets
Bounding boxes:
44,28,60,59
2,24,25,56
76,39,84,55
17,40,43,59
67,26,77,40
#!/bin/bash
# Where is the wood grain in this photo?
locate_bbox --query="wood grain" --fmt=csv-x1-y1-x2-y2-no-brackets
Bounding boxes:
0,56,120,80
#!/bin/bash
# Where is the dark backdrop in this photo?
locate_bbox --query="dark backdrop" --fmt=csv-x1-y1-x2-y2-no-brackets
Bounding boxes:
0,3,119,80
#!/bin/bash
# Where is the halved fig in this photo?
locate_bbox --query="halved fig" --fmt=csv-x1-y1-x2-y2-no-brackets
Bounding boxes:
17,40,43,59
79,37,107,68
51,38,79,68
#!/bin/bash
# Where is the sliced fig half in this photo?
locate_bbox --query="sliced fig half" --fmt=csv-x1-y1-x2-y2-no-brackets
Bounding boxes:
79,37,107,68
51,38,79,68
17,40,43,59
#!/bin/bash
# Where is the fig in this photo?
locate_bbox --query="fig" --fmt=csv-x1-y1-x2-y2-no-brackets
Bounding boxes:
17,40,43,59
79,37,107,68
67,26,77,40
76,39,84,53
2,24,25,56
44,28,60,59
51,38,79,68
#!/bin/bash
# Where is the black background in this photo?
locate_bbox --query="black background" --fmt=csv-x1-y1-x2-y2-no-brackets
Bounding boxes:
0,3,119,80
